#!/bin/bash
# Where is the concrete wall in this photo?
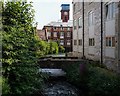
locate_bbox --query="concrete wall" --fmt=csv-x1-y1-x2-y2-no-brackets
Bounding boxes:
38,58,85,70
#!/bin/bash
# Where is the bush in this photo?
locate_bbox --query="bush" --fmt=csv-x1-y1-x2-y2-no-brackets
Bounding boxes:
65,63,81,85
59,46,65,53
48,41,58,54
2,1,46,95
88,66,120,96
65,62,120,96
2,77,10,95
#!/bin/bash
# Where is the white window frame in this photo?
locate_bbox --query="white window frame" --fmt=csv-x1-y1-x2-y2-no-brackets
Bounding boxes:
88,11,94,26
60,32,64,38
78,17,82,28
74,19,77,30
67,40,71,45
53,32,57,37
67,27,70,31
60,40,64,45
106,2,115,21
67,32,71,37
47,32,51,37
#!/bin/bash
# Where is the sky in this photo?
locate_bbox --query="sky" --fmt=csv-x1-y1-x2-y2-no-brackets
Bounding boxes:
31,0,73,29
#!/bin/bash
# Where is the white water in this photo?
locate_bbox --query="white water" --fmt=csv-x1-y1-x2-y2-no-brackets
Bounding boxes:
39,68,66,76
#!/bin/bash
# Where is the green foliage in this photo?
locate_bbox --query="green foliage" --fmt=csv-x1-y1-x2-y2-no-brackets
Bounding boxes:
35,36,49,56
48,40,58,54
2,1,45,95
88,67,120,96
34,37,59,56
65,62,120,96
2,77,10,95
64,63,81,86
59,45,65,53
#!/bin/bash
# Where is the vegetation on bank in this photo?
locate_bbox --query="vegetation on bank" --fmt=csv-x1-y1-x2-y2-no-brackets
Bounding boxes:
1,1,61,95
65,61,120,96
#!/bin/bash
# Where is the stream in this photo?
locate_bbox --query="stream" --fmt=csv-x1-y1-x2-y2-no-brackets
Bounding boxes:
40,69,80,96
42,80,79,96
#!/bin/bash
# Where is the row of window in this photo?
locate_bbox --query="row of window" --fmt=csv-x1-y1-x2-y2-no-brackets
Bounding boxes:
74,39,82,46
89,38,95,46
74,37,115,47
60,40,71,46
74,17,82,30
47,27,71,31
74,3,116,30
47,32,71,38
106,37,115,47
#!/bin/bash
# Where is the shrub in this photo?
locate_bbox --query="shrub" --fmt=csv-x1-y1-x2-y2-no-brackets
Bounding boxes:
2,1,46,95
48,41,58,54
88,66,120,96
59,46,65,53
2,77,10,95
65,61,120,96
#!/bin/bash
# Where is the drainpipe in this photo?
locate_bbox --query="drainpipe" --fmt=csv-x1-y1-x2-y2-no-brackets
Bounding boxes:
118,2,120,73
82,0,85,59
101,1,103,64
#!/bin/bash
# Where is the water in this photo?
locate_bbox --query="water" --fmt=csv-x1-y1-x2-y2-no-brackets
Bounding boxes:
39,69,66,77
42,81,79,96
39,69,80,96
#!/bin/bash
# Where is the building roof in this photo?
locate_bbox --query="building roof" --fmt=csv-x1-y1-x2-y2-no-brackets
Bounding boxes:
61,4,70,10
45,20,73,27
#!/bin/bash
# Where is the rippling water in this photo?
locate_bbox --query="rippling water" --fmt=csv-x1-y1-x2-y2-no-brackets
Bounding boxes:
42,81,79,96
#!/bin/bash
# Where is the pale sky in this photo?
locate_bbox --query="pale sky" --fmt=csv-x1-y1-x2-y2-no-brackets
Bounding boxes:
32,0,73,29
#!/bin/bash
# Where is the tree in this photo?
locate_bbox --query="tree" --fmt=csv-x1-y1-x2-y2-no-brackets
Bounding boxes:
2,1,44,95
48,40,58,54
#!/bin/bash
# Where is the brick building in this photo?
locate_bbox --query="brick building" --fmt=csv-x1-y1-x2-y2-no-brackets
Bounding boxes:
72,1,120,73
36,29,46,40
43,4,73,52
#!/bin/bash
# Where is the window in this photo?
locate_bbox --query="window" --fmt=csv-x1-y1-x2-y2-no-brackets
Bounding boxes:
67,40,71,45
67,27,70,31
47,32,51,37
89,38,95,46
106,3,115,20
88,11,94,26
60,40,64,45
78,39,82,46
74,19,76,30
108,37,111,46
112,37,115,47
65,16,67,22
106,36,115,47
53,32,57,37
67,32,71,37
78,17,82,28
74,40,77,45
60,32,64,38
60,25,63,30
106,37,109,46
61,27,64,31
54,27,56,30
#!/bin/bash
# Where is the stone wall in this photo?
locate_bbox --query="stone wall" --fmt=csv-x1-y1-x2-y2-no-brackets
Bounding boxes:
38,58,85,70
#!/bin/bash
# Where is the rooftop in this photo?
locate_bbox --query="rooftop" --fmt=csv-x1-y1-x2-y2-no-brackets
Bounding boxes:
61,4,70,10
45,20,73,27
